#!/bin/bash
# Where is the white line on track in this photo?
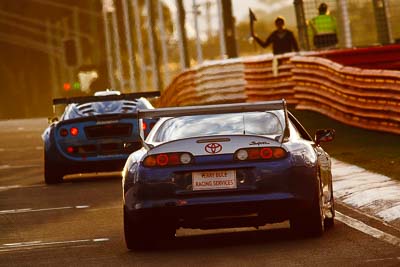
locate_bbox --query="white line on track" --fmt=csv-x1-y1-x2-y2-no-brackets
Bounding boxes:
0,205,90,215
336,211,400,247
0,184,45,191
0,238,109,252
0,164,41,170
365,257,400,263
0,147,43,152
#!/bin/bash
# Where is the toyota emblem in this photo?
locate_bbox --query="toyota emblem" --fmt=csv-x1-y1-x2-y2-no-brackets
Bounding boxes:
205,143,222,154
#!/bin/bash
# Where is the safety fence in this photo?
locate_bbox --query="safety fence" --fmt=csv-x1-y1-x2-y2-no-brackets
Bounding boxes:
155,52,400,135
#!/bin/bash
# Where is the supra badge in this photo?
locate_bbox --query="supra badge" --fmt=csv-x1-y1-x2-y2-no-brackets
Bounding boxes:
205,143,222,154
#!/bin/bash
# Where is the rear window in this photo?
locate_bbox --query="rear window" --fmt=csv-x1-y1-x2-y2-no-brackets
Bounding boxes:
152,111,284,142
62,100,143,120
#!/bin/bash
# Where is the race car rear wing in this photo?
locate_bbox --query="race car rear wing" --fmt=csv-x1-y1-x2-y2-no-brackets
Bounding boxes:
138,100,290,143
53,91,160,105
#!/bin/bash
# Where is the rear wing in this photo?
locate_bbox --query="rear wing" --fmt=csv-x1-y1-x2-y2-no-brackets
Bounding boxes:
138,100,290,143
53,91,160,105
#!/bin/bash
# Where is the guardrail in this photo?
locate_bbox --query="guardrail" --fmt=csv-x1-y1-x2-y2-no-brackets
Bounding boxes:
156,51,400,135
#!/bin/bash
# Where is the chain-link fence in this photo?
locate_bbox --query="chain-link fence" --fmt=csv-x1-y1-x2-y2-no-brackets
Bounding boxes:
387,0,400,43
298,0,399,50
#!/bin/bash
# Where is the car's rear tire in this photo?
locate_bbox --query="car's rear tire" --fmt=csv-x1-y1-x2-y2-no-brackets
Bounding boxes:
290,178,324,237
124,207,175,250
44,150,64,184
124,208,143,250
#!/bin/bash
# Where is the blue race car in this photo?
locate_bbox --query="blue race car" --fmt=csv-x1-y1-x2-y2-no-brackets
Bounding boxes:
42,90,159,184
122,100,335,249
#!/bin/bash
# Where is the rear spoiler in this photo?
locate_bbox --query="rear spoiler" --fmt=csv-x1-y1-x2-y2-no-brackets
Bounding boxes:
52,91,160,105
138,100,291,143
137,100,285,119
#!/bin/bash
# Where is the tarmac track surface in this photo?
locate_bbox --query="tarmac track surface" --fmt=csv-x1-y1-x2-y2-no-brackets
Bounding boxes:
0,118,399,267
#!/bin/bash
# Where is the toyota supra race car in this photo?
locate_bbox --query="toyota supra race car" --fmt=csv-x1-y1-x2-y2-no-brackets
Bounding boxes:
122,100,335,249
42,90,159,184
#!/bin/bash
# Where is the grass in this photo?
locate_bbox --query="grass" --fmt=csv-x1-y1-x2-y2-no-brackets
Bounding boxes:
290,109,400,181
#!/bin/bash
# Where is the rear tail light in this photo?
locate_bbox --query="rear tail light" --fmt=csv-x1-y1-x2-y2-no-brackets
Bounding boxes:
66,145,96,154
142,121,147,131
60,128,68,137
143,152,193,167
70,127,79,136
59,127,79,137
66,146,78,154
234,147,287,161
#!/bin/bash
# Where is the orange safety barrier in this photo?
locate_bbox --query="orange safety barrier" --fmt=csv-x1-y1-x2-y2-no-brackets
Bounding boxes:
243,53,297,104
155,59,247,108
291,56,400,135
157,52,400,135
154,69,196,107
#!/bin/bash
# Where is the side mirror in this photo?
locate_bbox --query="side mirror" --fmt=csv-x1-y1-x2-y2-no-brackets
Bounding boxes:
315,129,335,145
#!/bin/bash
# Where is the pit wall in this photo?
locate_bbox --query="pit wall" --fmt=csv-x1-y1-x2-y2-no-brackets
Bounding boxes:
155,53,400,135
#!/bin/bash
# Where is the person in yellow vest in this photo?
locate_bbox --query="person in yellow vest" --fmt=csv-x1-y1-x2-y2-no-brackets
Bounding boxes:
309,3,338,49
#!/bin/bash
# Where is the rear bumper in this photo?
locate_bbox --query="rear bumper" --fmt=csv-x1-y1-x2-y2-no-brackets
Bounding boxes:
123,157,319,229
124,193,312,229
45,128,131,175
47,149,128,175
62,158,127,175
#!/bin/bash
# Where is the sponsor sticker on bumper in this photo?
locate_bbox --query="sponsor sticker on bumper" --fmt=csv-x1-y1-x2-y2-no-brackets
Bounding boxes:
192,170,237,191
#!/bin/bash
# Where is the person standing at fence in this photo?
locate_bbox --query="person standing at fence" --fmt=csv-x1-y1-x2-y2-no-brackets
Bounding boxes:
251,16,299,55
309,2,338,49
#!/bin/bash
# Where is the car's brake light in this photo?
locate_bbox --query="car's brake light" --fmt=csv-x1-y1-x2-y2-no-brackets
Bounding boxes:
60,127,79,137
66,146,77,153
143,152,193,167
156,153,169,166
260,147,273,159
70,127,79,136
234,147,287,161
142,121,147,131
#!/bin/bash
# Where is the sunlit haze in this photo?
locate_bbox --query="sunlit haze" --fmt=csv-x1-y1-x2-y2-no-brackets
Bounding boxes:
163,0,293,37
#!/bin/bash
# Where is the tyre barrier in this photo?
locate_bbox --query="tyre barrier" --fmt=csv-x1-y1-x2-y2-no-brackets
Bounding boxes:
243,53,297,104
156,53,400,135
291,56,400,135
154,69,196,107
155,59,247,107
